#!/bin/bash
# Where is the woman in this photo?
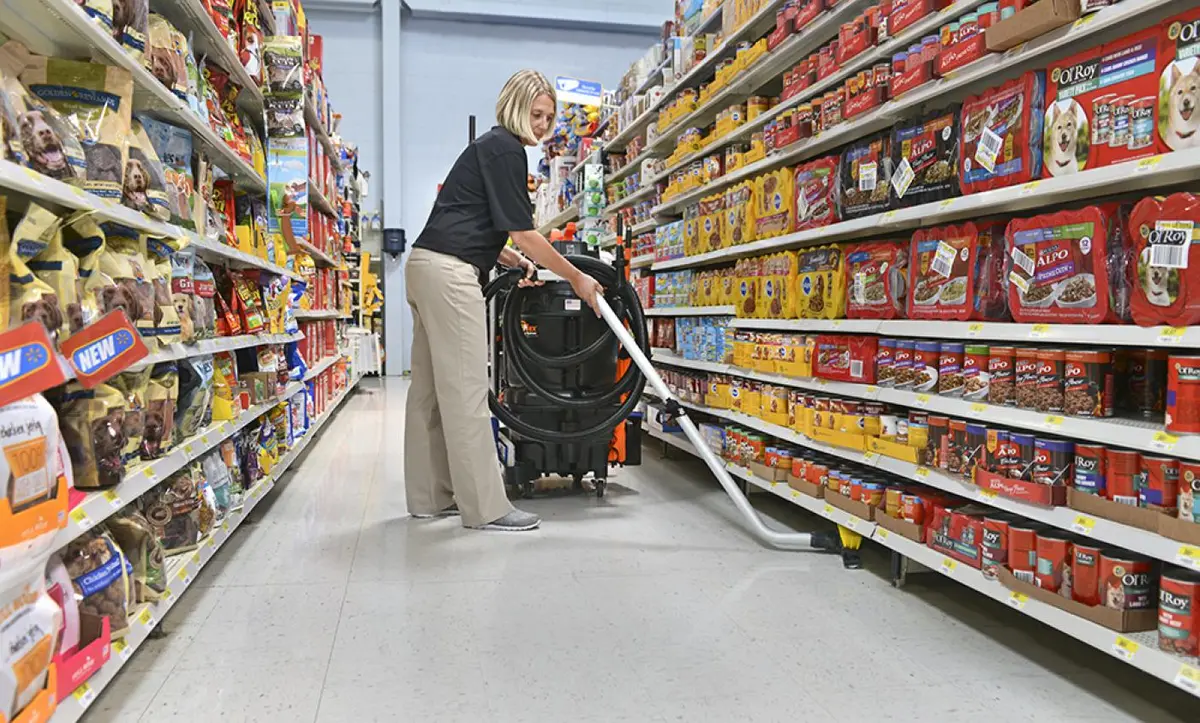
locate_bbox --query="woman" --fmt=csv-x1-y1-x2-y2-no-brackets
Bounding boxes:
405,70,604,532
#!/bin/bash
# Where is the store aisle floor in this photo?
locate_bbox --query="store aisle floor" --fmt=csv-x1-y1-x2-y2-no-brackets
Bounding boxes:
90,378,1196,723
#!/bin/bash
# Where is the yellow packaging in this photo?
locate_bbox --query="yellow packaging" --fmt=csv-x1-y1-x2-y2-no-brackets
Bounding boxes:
763,385,788,427
732,331,753,368
742,381,761,418
735,258,759,318
724,181,755,247
796,244,845,320
698,194,724,254
683,204,701,256
707,376,732,409
719,268,737,305
753,168,795,239
730,376,745,413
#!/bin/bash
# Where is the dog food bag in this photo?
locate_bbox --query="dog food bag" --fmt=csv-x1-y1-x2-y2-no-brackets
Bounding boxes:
1006,205,1118,324
908,221,1007,321
264,36,304,94
1129,193,1200,327
170,248,196,343
0,57,88,183
212,351,238,420
44,553,80,658
55,382,127,489
0,65,28,166
754,167,795,239
63,527,132,636
175,355,214,443
846,241,907,319
793,155,839,232
138,115,195,227
960,71,1045,193
77,0,114,30
1044,28,1163,177
191,254,217,339
145,236,181,345
8,203,68,341
145,14,187,100
200,449,233,519
239,0,266,86
890,105,961,208
796,245,845,320
121,118,170,221
0,567,61,720
139,469,202,554
96,224,156,345
110,368,150,463
1161,10,1200,152
17,50,134,202
143,362,177,459
106,507,165,603
112,0,149,60
58,212,108,335
838,131,893,219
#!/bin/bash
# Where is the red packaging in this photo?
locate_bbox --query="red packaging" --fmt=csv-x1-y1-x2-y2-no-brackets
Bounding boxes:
793,155,840,231
793,0,825,31
1072,541,1105,606
1128,193,1200,327
981,513,1014,578
1008,521,1042,583
814,334,878,383
1043,28,1163,177
837,14,874,65
1100,551,1157,610
845,241,908,319
1139,454,1179,513
1034,530,1073,594
926,506,985,569
937,32,988,77
1160,10,1200,153
1167,354,1200,434
908,222,1008,320
959,72,1047,194
1107,448,1141,506
888,0,937,36
1005,205,1119,324
1160,569,1200,656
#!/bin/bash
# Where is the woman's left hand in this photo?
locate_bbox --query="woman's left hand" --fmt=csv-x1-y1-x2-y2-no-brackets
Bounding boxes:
517,257,542,287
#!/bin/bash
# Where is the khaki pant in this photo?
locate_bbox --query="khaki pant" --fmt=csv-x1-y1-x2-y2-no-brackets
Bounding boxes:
404,248,513,527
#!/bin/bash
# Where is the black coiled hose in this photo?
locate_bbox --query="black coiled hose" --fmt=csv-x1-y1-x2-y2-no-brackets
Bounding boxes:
484,255,649,444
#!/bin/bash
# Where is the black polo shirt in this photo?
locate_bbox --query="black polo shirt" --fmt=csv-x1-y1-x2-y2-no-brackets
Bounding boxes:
413,126,535,272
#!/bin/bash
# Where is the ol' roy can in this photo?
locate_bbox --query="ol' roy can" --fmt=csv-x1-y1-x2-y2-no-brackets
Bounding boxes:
1073,443,1107,496
1167,355,1200,434
1159,568,1200,657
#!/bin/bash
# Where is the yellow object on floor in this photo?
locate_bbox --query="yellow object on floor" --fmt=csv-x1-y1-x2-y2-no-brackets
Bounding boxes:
838,524,862,551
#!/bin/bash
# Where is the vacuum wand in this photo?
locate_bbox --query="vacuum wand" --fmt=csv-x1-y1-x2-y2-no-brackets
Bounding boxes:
593,293,819,551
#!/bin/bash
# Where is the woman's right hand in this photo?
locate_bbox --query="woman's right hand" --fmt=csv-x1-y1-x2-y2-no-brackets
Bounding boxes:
570,272,604,317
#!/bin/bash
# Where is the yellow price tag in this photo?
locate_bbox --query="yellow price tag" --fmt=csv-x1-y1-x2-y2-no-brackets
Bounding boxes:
113,639,132,661
1029,323,1051,338
143,466,157,481
823,503,835,516
138,608,155,627
863,451,878,464
940,558,958,575
1152,431,1179,452
69,507,93,531
866,385,878,394
790,490,800,499
1135,155,1163,173
978,489,998,500
1007,592,1029,610
1158,326,1187,344
1111,635,1139,661
938,199,955,210
914,394,931,407
845,517,858,530
915,466,930,478
72,683,95,707
1044,415,1065,428
1005,41,1027,57
967,322,984,336
880,211,898,223
1019,180,1042,196
970,403,986,414
184,443,195,455
1071,514,1096,535
1176,545,1200,571
1175,663,1200,693
191,552,202,565
1073,13,1098,29
104,489,122,508
876,527,889,539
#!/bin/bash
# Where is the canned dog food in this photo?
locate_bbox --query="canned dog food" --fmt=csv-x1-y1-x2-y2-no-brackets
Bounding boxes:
1008,521,1043,583
1014,347,1039,409
1133,349,1168,417
988,346,1015,406
1035,349,1066,413
1138,454,1179,513
1008,432,1036,480
1100,551,1156,610
1073,443,1107,496
964,423,987,477
1035,530,1073,594
962,344,989,401
1072,541,1105,606
985,429,1009,474
1106,448,1141,505
981,513,1015,577
1128,96,1155,151
927,415,950,469
939,342,965,396
1033,438,1073,486
1159,568,1200,656
1180,462,1200,523
877,338,896,387
947,419,969,475
1064,350,1113,417
1167,355,1200,434
913,341,941,392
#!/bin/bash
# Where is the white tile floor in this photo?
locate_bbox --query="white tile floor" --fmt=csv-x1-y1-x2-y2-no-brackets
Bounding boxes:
89,378,1198,722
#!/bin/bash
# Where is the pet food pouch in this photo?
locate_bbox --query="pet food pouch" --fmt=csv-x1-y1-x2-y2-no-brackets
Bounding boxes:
138,115,195,227
754,167,795,239
960,71,1045,193
55,382,127,489
60,213,109,335
63,527,132,636
1129,193,1200,327
838,132,892,219
1161,9,1200,153
846,241,907,319
0,395,68,572
8,204,68,340
1006,206,1117,323
18,51,134,201
122,118,170,221
909,221,1008,321
106,508,165,603
99,224,157,346
143,362,177,459
263,36,304,94
890,106,961,207
792,155,839,232
0,568,61,720
0,55,88,183
110,368,150,463
170,248,196,343
1044,28,1162,177
146,14,188,100
77,1,114,30
139,470,201,554
145,236,181,344
797,245,845,320
175,355,214,442
112,0,149,59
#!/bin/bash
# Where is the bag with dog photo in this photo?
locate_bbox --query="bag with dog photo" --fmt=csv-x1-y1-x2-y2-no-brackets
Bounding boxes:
1159,8,1200,153
122,119,170,221
142,362,177,459
192,253,217,339
110,368,151,464
52,381,128,489
1129,192,1200,327
138,115,195,227
170,247,196,343
145,236,181,345
7,203,68,342
112,0,149,60
76,1,115,31
145,14,188,101
16,49,134,202
0,60,87,183
97,224,158,347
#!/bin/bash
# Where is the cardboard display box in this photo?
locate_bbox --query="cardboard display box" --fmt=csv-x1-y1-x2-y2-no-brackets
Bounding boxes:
986,0,1082,52
825,487,877,521
997,567,1157,633
787,473,824,499
1157,515,1200,547
874,511,925,543
1067,488,1166,534
747,461,788,482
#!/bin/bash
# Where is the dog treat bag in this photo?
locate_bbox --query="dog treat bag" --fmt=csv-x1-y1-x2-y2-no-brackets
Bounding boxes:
98,224,156,346
8,204,67,340
63,527,133,637
55,382,127,489
145,236,181,345
143,362,177,459
138,115,195,227
170,248,196,343
106,507,165,603
18,51,134,201
112,0,149,60
192,253,217,339
146,14,187,100
45,553,81,658
0,394,68,572
0,54,87,183
140,468,201,554
239,0,265,85
59,212,108,335
0,65,27,166
175,355,214,443
122,119,170,221
111,368,151,464
263,36,304,94
0,567,61,720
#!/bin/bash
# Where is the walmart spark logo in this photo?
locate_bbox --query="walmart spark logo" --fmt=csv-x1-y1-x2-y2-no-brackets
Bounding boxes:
0,341,52,388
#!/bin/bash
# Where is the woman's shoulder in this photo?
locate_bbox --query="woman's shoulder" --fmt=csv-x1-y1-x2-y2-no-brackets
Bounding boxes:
476,126,525,157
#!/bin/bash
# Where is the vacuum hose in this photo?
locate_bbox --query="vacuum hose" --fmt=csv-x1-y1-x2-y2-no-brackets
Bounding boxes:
484,254,649,444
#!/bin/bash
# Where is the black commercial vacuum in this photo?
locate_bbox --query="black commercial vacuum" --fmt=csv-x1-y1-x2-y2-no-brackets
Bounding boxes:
485,227,836,553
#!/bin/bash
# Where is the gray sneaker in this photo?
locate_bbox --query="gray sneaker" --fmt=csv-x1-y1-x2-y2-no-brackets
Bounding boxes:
411,504,460,519
470,509,541,531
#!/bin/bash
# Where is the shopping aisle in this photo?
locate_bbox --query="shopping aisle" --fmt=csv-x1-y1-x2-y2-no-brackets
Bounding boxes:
87,378,1194,723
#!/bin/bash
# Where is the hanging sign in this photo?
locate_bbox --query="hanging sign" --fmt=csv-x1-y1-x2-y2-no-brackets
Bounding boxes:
0,322,67,406
59,311,148,388
555,76,603,106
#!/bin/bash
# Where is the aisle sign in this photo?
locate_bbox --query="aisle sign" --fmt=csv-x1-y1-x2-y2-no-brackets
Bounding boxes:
60,311,148,388
555,76,603,106
0,322,67,407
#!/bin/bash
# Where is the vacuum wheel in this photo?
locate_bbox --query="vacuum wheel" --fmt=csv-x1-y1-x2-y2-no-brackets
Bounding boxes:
595,479,607,498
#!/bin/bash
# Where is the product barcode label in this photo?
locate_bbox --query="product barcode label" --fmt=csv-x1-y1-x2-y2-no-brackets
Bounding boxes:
975,127,1003,173
932,241,958,279
859,161,877,191
1010,247,1035,276
891,158,914,199
850,360,863,379
1150,221,1194,269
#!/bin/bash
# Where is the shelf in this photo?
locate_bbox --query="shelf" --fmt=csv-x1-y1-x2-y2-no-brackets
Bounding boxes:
650,0,1181,217
52,377,363,723
645,305,735,317
306,97,342,172
605,148,658,186
129,333,302,373
570,149,601,175
536,205,580,235
56,381,306,551
189,233,303,280
631,220,658,236
632,58,669,97
605,183,657,214
295,309,343,320
642,420,1200,698
303,354,342,381
604,105,657,153
309,181,338,218
297,240,338,268
631,253,655,269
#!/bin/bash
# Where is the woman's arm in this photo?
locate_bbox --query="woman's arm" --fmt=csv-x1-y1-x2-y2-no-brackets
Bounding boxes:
509,229,604,315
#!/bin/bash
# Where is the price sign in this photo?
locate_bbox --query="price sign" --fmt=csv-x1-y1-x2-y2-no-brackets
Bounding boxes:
70,507,93,531
845,517,858,531
1175,663,1200,693
113,639,132,661
143,466,158,483
876,527,890,539
199,434,211,446
1044,415,1065,428
915,466,930,478
967,323,984,337
938,198,956,210
191,551,202,565
1071,514,1096,535
184,443,195,455
1158,326,1187,345
1111,635,1139,661
1135,155,1163,173
1019,180,1042,196
137,607,155,628
790,490,800,499
914,394,931,408
1152,432,1179,452
970,403,986,414
939,558,958,575
1176,545,1200,571
73,683,96,708
863,451,878,464
1007,592,1029,610
1029,323,1051,338
978,489,998,500
823,504,835,516
104,490,122,508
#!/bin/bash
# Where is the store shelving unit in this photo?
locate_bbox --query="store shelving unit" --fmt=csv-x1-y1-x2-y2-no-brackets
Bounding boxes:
310,180,338,218
306,98,342,171
154,0,265,118
536,204,580,235
51,376,364,723
295,308,343,320
645,305,736,317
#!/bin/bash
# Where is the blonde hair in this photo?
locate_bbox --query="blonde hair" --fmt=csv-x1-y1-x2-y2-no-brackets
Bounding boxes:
496,70,556,145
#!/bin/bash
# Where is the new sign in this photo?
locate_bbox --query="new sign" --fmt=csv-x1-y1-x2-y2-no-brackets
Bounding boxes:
59,311,148,388
0,323,67,407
